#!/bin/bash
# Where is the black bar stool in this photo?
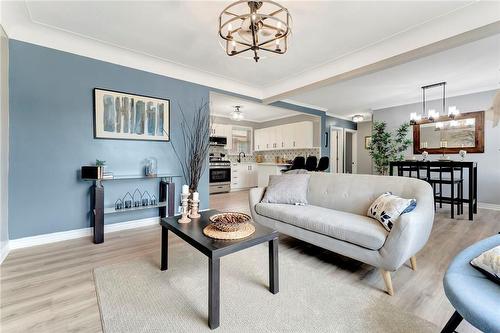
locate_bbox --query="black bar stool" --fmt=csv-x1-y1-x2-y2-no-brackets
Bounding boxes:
428,165,464,218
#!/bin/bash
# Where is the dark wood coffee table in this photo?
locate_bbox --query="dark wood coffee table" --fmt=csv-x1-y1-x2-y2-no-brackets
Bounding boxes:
160,209,279,329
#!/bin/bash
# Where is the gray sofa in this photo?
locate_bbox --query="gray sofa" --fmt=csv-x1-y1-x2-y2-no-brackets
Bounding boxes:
249,172,435,295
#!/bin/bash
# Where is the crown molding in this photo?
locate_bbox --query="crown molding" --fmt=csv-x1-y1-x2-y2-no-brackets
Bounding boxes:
2,2,262,99
280,99,328,112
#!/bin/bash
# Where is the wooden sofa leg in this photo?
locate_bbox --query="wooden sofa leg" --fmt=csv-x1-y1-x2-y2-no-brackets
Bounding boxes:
380,269,394,296
410,256,417,271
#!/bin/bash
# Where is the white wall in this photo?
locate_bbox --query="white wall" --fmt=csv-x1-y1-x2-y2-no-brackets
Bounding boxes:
373,89,500,205
0,25,9,264
356,121,373,174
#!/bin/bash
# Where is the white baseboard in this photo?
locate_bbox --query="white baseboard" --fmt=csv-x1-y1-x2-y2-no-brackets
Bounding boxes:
9,217,160,250
0,242,10,265
478,202,500,211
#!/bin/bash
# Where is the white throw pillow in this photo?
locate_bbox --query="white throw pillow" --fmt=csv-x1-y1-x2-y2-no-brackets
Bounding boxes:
261,174,310,205
470,245,500,284
367,192,417,231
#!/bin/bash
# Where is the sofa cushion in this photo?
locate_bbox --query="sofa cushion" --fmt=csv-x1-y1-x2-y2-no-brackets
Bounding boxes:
255,203,388,250
261,174,310,205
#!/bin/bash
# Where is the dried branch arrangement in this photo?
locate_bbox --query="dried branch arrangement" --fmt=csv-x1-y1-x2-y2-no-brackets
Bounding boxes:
169,99,212,192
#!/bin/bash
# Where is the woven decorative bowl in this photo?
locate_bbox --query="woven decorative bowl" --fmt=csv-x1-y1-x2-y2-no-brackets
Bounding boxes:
209,212,251,232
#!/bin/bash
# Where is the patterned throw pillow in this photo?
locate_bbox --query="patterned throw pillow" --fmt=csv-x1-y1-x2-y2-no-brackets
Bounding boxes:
367,192,417,231
470,245,500,284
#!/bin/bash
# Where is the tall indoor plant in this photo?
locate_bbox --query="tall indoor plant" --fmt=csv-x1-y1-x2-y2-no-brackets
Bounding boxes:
171,100,211,193
368,121,412,175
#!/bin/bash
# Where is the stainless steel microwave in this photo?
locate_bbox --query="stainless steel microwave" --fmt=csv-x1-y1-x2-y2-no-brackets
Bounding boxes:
209,136,227,146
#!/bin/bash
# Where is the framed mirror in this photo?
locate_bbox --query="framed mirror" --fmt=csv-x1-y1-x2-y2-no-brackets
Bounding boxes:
413,111,484,154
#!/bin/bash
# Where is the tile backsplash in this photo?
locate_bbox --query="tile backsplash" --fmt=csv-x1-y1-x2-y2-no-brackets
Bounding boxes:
210,145,321,164
256,148,321,163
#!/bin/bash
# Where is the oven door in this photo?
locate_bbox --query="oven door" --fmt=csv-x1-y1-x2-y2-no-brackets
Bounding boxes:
209,167,231,184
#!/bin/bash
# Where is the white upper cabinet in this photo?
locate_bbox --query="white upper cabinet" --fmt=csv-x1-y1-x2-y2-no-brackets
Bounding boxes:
254,121,314,151
211,123,232,150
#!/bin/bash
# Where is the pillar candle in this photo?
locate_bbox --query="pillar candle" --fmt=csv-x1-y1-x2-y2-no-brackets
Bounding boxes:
192,191,199,201
182,185,189,194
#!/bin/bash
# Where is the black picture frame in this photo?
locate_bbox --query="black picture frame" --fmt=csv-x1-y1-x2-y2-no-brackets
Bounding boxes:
93,88,171,142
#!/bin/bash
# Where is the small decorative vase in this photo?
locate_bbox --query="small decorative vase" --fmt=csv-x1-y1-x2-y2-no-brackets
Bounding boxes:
422,151,428,161
459,150,467,161
145,157,158,177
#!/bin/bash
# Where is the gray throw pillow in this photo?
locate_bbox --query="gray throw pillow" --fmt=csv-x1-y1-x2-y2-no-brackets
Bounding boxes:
261,174,310,205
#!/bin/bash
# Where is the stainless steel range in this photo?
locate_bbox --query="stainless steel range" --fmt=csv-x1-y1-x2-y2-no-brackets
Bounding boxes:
209,157,231,194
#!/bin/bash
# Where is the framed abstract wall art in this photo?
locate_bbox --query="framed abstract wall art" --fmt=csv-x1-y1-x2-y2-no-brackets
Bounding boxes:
93,88,170,141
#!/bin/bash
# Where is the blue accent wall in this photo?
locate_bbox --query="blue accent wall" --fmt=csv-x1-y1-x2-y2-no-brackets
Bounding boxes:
9,40,210,239
8,40,356,240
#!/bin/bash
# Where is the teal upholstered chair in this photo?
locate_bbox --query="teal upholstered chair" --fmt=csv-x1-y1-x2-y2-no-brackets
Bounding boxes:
441,234,500,333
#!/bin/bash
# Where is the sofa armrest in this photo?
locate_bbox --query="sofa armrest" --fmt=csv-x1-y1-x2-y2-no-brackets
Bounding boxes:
249,187,266,220
379,182,435,270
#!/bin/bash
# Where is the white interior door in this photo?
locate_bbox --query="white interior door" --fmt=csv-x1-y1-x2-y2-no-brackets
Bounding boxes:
329,127,344,173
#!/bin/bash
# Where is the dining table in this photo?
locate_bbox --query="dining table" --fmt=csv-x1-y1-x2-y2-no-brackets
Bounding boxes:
389,160,477,221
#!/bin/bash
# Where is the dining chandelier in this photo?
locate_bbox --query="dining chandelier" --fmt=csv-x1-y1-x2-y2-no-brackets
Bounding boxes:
410,82,460,125
218,1,292,62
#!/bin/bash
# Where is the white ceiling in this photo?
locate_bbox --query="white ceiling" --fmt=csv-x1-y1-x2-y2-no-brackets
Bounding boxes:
2,1,500,118
289,34,500,120
210,93,301,123
20,1,473,87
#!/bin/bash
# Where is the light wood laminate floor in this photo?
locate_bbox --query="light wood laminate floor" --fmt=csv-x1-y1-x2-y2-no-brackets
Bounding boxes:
1,190,498,332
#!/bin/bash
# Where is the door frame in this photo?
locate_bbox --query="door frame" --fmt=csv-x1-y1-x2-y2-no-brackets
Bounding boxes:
344,128,358,174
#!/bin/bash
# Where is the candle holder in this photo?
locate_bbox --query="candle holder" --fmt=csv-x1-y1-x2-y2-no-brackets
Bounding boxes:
178,193,191,224
115,198,123,210
123,192,133,209
189,199,201,219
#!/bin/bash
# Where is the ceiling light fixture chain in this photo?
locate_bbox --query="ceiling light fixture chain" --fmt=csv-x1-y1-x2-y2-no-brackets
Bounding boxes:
218,0,292,62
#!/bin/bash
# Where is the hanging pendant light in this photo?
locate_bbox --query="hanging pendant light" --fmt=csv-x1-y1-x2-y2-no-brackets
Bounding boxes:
218,1,292,62
410,82,459,125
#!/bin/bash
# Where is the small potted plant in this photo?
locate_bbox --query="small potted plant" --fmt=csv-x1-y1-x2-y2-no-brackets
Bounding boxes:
96,159,106,179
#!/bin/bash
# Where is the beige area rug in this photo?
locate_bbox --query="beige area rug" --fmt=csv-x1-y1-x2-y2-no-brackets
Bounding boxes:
94,243,437,333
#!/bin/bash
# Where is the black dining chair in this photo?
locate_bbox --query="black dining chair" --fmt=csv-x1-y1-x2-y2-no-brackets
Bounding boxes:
305,156,318,171
290,156,306,170
316,156,329,171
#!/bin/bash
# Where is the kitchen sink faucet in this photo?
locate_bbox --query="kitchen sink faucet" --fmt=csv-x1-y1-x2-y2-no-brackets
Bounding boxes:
237,152,246,163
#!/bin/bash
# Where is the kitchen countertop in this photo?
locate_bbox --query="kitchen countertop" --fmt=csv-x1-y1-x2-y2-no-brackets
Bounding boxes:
256,163,292,166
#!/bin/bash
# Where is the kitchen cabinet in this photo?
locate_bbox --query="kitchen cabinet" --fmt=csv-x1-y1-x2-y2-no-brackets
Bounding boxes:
231,163,258,190
254,121,314,151
211,123,232,150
